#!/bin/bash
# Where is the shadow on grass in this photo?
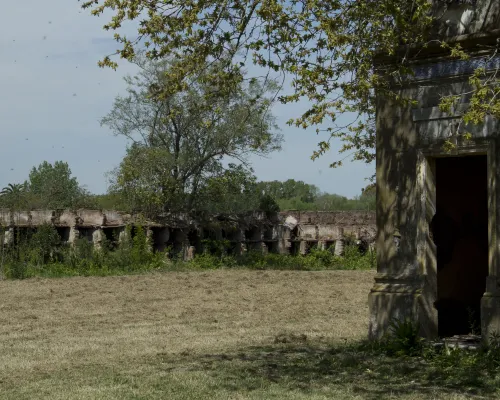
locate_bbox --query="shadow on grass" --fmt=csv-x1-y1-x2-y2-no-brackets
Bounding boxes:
157,337,500,399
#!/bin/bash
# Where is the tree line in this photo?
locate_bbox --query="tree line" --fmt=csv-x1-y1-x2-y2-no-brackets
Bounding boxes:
0,162,375,214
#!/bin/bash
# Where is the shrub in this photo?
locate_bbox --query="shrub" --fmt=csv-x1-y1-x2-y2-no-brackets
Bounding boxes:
333,244,374,270
30,223,61,264
384,318,424,357
201,238,231,258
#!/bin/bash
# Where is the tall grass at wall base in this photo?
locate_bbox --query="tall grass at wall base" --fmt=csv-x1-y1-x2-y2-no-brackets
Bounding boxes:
185,245,375,271
0,224,375,279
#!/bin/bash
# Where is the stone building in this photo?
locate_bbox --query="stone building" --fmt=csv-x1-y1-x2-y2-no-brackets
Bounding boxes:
369,1,500,341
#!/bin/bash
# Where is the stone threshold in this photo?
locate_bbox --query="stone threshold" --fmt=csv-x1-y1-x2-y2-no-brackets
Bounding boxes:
432,334,482,350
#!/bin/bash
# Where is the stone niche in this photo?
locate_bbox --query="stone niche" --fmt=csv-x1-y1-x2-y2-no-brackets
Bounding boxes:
369,0,500,342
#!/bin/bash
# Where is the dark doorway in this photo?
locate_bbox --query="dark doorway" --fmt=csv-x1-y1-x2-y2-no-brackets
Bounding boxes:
432,155,488,337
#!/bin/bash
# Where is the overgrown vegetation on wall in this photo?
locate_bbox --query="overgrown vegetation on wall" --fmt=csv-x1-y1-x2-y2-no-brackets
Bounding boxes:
0,224,375,280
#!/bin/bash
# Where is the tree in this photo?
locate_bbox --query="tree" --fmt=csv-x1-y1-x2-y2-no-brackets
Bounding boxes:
25,161,93,209
360,183,376,201
256,179,320,204
82,1,500,169
104,55,282,214
0,183,27,211
197,164,262,214
1,183,24,197
81,0,441,170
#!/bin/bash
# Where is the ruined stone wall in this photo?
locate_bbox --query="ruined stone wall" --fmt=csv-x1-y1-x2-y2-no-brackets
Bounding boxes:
0,209,376,258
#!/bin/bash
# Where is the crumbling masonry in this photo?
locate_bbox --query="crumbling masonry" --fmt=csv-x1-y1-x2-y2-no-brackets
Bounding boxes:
0,209,375,259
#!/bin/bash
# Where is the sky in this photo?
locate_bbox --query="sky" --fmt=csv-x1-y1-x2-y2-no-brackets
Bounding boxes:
0,0,374,198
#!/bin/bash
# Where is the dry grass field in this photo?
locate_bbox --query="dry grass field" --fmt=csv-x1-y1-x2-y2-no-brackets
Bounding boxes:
0,269,498,399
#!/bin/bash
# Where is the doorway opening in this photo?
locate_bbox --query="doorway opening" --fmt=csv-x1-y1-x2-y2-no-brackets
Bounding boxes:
431,155,488,337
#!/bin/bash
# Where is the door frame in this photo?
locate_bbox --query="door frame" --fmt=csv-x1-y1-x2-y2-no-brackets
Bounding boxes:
416,139,496,338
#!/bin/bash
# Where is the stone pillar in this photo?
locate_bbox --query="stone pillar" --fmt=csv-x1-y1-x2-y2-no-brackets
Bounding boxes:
482,140,500,343
3,227,14,246
146,228,154,253
92,228,104,250
118,228,131,247
334,238,344,257
278,225,291,255
299,240,307,255
185,246,196,261
68,226,79,246
368,98,424,340
318,240,327,251
261,242,269,255
240,242,248,254
279,240,291,255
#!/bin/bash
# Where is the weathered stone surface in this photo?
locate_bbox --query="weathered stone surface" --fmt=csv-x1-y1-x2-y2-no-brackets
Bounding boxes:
0,209,376,264
92,228,104,250
334,239,344,257
370,15,500,342
432,0,498,37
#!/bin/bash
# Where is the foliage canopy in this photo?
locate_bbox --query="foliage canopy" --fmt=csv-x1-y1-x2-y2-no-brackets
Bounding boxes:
81,0,439,167
0,161,94,210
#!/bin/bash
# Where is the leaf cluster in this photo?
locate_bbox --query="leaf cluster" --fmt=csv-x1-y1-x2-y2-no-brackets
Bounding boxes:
81,0,434,166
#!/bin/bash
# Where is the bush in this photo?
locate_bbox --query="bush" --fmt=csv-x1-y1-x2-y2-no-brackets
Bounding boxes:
383,318,424,357
186,243,375,271
333,244,375,270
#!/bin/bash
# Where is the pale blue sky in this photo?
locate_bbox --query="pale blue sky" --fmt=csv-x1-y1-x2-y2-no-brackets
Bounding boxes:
0,0,374,198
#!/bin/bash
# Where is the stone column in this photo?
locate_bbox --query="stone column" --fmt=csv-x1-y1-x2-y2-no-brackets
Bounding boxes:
278,225,291,255
368,96,424,340
261,242,269,255
146,228,154,253
185,246,196,261
482,140,500,343
299,240,307,255
92,228,104,250
118,228,131,247
334,238,344,257
68,226,79,247
240,242,248,254
3,227,14,246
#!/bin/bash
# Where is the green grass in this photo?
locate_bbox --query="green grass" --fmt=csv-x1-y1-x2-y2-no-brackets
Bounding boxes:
147,341,500,400
4,339,500,399
1,269,499,399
